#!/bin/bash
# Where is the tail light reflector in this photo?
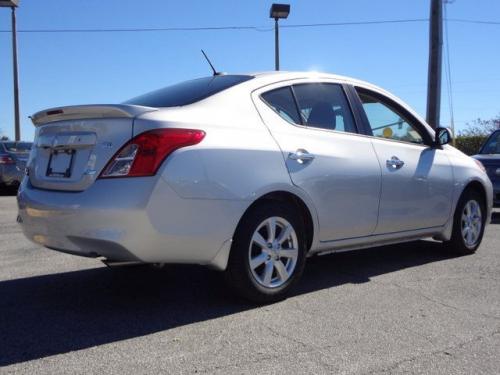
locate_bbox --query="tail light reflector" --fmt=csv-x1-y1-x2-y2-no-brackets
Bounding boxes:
99,128,205,178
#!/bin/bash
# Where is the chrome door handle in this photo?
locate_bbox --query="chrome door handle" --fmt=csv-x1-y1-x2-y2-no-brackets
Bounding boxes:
288,149,315,164
386,156,405,169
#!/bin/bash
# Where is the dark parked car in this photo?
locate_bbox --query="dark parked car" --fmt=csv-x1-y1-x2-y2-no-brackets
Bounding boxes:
473,129,500,207
0,141,32,191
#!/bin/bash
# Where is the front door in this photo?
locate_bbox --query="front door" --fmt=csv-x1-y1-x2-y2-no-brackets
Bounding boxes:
354,87,454,234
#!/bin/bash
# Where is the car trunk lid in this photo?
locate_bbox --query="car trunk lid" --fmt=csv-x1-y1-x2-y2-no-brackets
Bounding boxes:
28,104,156,191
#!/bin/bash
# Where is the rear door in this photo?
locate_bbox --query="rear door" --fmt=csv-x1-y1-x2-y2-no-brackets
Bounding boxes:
253,81,382,241
352,86,454,233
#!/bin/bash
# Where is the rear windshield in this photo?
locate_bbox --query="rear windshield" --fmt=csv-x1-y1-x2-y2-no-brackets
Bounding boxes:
2,142,32,152
124,75,254,107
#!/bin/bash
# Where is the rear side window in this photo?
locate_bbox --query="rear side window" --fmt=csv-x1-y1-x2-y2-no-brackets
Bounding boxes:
293,83,356,133
261,83,357,134
261,87,301,124
124,75,254,107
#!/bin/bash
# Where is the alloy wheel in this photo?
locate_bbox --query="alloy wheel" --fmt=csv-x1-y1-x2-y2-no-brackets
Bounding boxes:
248,216,299,288
461,199,483,248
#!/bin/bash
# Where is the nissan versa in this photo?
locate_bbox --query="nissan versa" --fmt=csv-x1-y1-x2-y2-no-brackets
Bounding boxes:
17,72,493,302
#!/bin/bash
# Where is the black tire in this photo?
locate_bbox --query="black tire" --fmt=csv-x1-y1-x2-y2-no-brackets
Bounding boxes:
225,201,307,303
444,188,486,255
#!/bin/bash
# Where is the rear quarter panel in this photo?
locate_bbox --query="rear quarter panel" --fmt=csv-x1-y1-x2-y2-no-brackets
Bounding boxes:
133,84,321,251
134,85,296,201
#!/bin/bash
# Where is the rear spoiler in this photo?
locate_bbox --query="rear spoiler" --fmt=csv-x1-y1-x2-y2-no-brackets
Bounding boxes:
31,104,157,126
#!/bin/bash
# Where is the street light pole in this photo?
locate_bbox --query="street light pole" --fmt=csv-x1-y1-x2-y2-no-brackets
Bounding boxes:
0,0,21,141
11,6,20,141
274,18,279,71
269,4,290,72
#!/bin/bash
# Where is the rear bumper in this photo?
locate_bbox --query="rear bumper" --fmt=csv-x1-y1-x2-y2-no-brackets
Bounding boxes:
0,164,24,186
17,177,247,268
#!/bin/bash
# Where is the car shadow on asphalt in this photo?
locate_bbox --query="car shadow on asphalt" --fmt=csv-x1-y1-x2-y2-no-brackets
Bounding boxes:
0,239,462,367
0,187,17,197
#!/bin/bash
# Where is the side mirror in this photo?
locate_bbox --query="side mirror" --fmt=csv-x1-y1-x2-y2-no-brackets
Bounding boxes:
434,127,452,147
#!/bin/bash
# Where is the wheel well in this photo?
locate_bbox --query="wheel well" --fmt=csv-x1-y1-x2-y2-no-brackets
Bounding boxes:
241,191,314,251
463,180,487,206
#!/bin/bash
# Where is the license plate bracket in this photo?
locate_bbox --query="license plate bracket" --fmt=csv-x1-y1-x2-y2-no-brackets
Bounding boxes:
46,149,75,178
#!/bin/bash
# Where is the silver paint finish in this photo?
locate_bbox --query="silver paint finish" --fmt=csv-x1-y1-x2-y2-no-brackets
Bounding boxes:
28,117,134,191
31,104,157,126
18,72,494,271
252,79,382,241
17,176,247,265
370,138,454,234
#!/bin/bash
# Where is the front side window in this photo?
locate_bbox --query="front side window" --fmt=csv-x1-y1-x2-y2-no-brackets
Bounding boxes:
356,89,425,145
261,83,357,134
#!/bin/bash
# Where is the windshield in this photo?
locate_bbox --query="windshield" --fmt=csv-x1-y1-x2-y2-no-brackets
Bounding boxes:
124,75,254,107
480,131,500,154
2,142,32,152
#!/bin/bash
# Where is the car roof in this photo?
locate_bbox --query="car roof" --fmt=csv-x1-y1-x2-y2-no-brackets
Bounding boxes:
249,70,377,85
238,71,395,98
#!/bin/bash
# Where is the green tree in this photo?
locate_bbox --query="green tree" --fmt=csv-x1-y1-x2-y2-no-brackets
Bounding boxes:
454,114,500,155
458,114,500,137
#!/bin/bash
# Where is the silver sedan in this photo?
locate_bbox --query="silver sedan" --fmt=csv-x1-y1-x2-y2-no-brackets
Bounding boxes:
17,72,493,302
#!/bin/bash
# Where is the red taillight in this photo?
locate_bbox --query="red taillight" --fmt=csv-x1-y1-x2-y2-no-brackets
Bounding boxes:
99,128,205,178
0,155,15,165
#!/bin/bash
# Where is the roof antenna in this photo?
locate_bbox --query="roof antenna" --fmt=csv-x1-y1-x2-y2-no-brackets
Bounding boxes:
201,50,222,76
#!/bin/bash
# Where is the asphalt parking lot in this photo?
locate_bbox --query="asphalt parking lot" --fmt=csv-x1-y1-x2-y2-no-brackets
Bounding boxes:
0,193,499,374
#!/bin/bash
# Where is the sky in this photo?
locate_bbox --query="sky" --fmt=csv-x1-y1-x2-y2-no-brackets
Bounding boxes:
0,0,499,141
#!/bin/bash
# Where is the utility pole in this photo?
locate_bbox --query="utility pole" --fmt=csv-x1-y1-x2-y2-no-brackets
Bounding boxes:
12,6,20,141
426,0,443,129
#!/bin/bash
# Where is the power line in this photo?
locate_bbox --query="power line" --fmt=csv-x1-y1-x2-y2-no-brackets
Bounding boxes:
280,18,429,28
0,25,268,33
447,18,500,25
0,17,497,34
0,19,430,34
